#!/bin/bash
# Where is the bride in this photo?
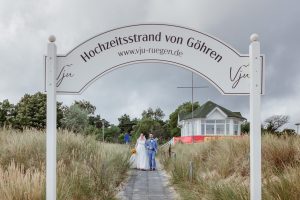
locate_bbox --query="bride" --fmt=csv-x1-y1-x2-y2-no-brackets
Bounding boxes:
135,133,149,170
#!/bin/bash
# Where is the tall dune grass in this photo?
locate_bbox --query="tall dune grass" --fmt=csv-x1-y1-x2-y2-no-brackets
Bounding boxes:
0,128,129,200
159,134,300,200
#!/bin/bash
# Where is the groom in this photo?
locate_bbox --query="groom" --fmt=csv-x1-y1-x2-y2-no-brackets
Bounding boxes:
145,133,158,171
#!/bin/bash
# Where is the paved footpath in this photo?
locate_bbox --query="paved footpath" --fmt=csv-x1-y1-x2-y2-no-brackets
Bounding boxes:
116,162,178,200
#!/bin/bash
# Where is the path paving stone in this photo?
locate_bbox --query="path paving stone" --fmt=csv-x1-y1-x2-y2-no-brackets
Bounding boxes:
117,162,178,200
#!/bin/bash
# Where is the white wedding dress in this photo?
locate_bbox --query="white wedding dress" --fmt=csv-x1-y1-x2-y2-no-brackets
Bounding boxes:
135,138,150,170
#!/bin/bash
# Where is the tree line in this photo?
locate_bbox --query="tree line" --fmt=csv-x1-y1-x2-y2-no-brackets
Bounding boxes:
1,92,296,143
0,92,201,143
241,115,296,135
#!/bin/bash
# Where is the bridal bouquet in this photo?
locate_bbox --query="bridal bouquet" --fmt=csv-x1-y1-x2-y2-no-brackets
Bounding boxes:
129,149,137,168
131,148,136,154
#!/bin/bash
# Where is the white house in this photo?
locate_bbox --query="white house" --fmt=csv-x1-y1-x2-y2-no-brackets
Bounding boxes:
178,101,246,136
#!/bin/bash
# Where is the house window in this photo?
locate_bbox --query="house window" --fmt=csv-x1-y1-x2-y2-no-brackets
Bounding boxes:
216,120,225,135
234,120,239,135
226,123,230,135
216,124,225,135
194,121,199,135
226,120,230,135
199,119,238,135
189,122,193,136
201,124,205,135
186,123,190,136
206,124,215,135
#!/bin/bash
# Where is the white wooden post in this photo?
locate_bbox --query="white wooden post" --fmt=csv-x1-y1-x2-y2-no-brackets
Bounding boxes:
46,35,57,200
249,33,261,200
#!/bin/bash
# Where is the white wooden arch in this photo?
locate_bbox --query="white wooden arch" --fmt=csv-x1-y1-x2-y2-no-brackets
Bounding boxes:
45,24,264,200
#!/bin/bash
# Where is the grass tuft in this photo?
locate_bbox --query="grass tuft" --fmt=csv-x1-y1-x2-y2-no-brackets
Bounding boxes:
160,134,300,200
0,129,129,200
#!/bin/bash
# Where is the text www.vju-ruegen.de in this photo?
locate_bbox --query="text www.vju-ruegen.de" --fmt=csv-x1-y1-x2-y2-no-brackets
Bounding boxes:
117,47,183,57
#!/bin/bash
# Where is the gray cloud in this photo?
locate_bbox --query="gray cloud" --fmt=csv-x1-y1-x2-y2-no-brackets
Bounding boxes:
0,0,299,129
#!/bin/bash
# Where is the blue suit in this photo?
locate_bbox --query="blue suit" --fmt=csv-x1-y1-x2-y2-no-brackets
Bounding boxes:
124,133,131,144
145,138,158,170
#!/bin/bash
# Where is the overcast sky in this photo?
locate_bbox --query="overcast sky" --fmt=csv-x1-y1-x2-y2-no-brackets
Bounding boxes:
0,0,299,129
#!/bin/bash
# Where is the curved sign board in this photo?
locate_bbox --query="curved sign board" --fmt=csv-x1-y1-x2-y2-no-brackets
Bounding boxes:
45,24,264,95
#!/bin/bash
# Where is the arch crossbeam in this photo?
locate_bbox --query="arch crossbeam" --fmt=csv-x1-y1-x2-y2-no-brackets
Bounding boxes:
44,24,264,95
